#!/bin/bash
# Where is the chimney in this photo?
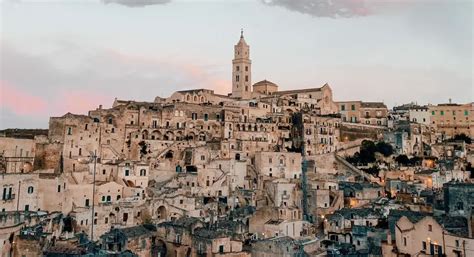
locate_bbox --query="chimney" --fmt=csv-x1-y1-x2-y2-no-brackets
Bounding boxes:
99,105,102,110
449,98,452,104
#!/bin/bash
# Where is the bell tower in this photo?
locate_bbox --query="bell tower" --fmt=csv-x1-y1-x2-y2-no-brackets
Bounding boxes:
232,29,252,99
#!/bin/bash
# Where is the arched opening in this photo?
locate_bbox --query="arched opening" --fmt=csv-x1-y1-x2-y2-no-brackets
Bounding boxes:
176,131,184,141
152,240,167,257
142,130,149,140
165,151,174,159
151,130,162,140
157,206,167,220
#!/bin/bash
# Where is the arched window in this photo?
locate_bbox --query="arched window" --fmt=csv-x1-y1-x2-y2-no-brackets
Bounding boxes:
106,195,111,202
140,169,146,176
27,186,34,194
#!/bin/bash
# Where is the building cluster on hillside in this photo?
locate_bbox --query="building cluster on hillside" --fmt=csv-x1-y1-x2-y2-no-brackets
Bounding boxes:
1,33,473,257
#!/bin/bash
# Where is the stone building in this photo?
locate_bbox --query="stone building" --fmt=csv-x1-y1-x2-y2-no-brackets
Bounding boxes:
429,102,474,139
395,215,473,257
337,101,388,126
0,31,430,257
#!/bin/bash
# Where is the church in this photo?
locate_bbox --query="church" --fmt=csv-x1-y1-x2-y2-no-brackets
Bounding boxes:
156,31,339,116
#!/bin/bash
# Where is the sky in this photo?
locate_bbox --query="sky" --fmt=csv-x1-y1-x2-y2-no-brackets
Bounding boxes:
0,0,472,129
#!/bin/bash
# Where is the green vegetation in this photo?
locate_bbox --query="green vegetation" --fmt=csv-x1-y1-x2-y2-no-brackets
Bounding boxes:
346,140,394,165
451,133,472,144
394,154,422,166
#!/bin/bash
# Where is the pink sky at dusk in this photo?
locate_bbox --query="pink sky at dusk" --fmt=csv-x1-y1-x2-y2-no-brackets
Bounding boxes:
1,80,48,116
1,0,472,128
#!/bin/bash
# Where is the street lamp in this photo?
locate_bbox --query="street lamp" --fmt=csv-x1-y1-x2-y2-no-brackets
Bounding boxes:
78,150,98,242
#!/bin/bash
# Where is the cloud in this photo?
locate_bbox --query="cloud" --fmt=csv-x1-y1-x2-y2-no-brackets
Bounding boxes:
102,0,171,7
261,0,371,18
0,41,229,128
0,80,48,116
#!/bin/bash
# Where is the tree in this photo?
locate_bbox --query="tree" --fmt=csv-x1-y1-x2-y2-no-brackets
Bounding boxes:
453,133,472,144
395,155,410,166
376,141,394,157
362,165,380,177
138,141,148,156
359,140,376,164
409,156,422,166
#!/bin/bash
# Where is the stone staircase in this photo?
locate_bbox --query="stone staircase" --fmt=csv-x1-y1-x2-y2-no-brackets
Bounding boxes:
334,153,378,183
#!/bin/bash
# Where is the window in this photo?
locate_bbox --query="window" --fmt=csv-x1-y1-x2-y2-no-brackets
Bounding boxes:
105,217,108,224
236,66,239,71
236,75,239,82
245,75,248,82
351,104,355,111
57,185,61,193
441,111,444,115
422,241,427,251
403,237,407,246
204,113,209,121
125,169,130,176
201,155,205,161
85,124,88,130
106,196,111,202
123,213,128,222
341,105,345,111
245,66,248,71
432,111,435,115
140,169,146,176
219,245,224,253
455,240,459,247
102,196,106,202
85,199,90,207
67,127,72,135
269,158,272,164
24,205,29,211
428,224,432,231
27,186,34,194
465,110,469,115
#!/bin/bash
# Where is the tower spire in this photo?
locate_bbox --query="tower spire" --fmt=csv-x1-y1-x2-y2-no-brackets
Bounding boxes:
232,30,251,99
